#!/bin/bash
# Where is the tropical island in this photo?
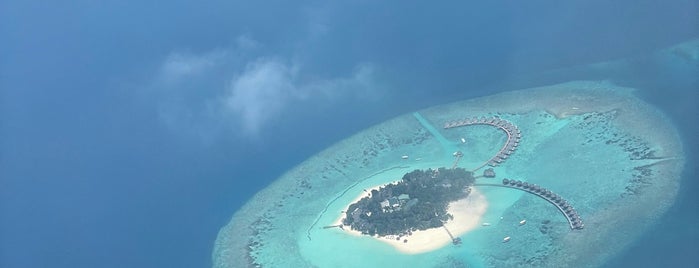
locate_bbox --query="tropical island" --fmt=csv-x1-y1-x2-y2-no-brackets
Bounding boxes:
342,167,475,237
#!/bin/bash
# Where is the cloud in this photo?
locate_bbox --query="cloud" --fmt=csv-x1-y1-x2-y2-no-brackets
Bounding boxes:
235,35,260,50
305,63,381,100
222,59,298,135
222,58,381,136
151,35,384,140
158,50,227,84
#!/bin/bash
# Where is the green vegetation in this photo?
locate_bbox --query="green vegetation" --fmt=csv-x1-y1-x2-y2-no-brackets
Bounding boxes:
342,167,475,237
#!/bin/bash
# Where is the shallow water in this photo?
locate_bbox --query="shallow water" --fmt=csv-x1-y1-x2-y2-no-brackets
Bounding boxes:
214,39,699,267
214,78,688,267
2,3,695,267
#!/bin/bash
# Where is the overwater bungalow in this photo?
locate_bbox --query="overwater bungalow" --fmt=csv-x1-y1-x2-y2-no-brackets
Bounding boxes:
483,168,496,178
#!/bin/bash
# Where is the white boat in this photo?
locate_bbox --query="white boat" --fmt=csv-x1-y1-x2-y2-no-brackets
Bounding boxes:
461,137,466,143
503,236,511,243
519,219,527,225
482,222,491,226
401,155,409,159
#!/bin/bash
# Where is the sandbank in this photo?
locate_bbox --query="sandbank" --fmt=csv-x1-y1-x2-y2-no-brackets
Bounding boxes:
333,186,488,254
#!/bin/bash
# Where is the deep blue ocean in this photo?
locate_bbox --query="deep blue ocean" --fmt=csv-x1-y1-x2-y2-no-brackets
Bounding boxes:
1,1,697,267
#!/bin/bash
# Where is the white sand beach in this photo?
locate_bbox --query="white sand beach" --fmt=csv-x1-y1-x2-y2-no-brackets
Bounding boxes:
334,187,488,254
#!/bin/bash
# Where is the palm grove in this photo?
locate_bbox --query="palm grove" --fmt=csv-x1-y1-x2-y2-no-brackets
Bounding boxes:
343,167,475,236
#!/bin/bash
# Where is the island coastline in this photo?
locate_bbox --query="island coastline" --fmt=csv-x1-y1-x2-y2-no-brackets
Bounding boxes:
332,186,488,254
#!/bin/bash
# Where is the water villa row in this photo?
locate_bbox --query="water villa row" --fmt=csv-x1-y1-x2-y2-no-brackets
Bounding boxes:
501,178,584,230
443,116,521,169
474,179,584,230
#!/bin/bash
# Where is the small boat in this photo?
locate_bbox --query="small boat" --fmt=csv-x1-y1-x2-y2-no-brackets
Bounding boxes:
519,220,527,226
401,155,409,159
482,222,491,226
461,137,466,143
503,236,511,243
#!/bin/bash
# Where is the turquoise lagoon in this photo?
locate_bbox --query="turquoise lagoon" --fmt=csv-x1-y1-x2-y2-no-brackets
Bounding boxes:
213,81,684,267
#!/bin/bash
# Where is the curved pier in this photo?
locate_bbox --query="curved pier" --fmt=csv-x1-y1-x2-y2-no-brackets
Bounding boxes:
474,179,584,230
443,116,521,171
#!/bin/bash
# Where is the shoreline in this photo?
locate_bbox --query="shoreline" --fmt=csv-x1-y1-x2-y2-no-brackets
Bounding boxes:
333,186,488,254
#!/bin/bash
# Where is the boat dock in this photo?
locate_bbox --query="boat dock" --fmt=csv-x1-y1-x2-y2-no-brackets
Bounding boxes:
451,151,464,169
474,179,584,230
443,116,521,171
442,225,461,245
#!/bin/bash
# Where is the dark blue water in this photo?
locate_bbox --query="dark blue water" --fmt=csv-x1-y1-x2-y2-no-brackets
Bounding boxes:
1,1,696,267
601,57,699,267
